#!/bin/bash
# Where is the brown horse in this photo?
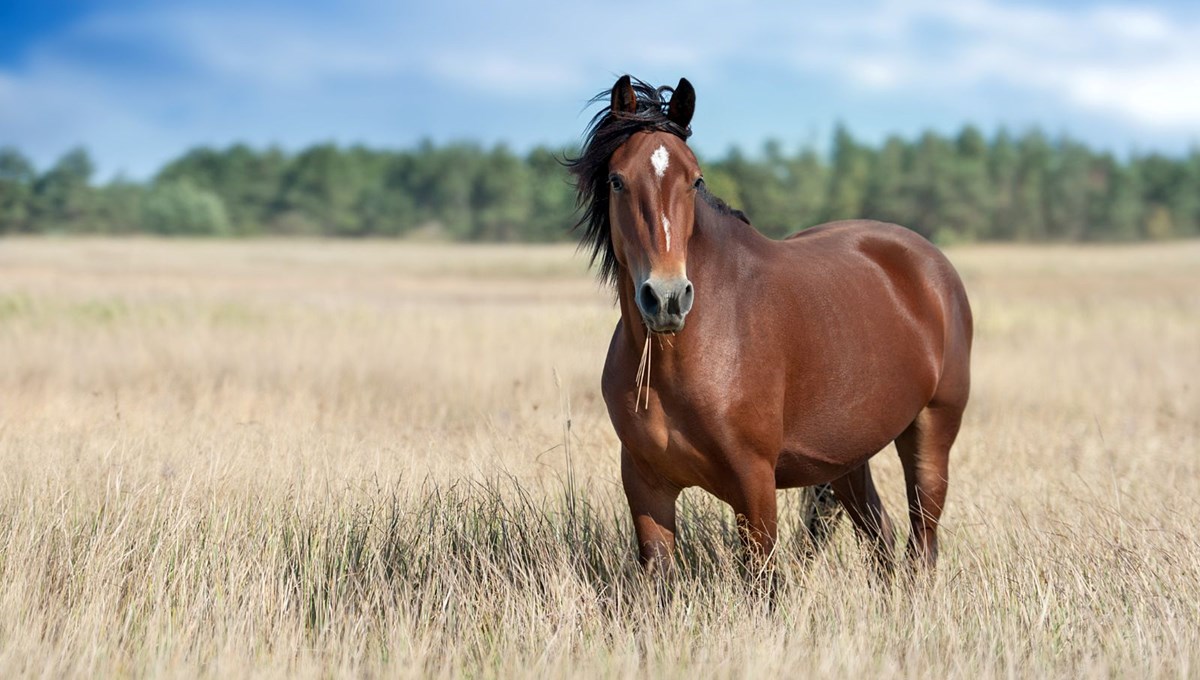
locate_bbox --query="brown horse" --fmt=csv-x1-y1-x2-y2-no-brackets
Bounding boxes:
568,76,973,575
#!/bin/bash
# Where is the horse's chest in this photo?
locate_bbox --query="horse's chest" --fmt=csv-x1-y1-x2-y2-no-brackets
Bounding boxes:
609,397,728,490
600,323,786,488
603,370,769,490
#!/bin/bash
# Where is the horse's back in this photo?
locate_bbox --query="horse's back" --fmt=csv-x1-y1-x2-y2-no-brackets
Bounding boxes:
785,219,954,279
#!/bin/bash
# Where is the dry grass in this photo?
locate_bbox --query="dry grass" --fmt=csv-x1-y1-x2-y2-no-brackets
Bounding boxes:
0,237,1197,678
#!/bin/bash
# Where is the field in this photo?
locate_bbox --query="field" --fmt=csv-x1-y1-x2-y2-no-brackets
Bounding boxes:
1,237,1198,678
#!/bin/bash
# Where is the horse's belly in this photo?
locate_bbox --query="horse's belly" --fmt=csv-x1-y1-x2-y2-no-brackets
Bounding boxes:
774,385,930,487
773,435,893,488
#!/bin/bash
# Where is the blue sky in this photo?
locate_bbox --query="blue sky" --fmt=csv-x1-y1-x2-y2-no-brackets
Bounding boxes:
2,0,1199,179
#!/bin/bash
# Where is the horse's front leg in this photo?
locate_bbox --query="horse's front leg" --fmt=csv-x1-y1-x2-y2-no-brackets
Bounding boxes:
725,461,779,577
621,446,681,575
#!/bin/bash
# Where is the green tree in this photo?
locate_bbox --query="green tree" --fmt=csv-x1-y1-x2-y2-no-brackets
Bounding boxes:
0,147,36,233
1143,205,1174,240
470,145,532,241
1012,131,1051,241
907,131,954,240
1045,139,1092,241
355,152,417,237
93,177,145,234
407,141,481,238
1186,149,1200,235
1097,158,1143,241
524,146,575,242
862,135,912,227
714,144,795,237
783,147,828,232
1139,152,1199,239
156,145,289,233
141,180,232,235
987,129,1019,240
276,144,366,235
823,124,871,223
943,126,993,243
33,147,95,231
4,127,1199,243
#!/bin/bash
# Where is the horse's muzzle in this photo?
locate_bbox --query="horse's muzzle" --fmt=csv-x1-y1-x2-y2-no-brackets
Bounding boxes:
637,277,694,333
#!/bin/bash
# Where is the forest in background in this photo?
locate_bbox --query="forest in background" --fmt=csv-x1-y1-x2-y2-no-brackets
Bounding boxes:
1,124,1198,243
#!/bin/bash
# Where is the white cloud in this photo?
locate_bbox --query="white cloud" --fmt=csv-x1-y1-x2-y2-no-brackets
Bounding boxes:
429,53,582,94
426,0,1200,132
788,0,1200,129
73,6,413,90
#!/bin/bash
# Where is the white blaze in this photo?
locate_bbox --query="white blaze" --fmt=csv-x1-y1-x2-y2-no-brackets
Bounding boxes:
652,146,671,250
650,145,669,179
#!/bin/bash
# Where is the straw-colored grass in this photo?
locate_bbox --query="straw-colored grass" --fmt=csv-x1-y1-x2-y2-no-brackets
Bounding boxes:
0,237,1197,678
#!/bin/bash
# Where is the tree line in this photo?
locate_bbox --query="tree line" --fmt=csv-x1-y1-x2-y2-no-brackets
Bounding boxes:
1,125,1198,242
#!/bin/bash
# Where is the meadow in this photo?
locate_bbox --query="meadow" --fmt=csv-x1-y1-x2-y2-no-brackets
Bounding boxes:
0,237,1197,678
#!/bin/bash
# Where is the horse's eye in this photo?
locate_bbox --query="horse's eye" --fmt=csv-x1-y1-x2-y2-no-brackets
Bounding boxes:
609,175,624,192
693,177,705,190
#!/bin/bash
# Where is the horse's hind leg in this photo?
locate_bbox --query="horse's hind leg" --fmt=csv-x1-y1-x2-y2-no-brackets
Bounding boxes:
829,463,895,576
802,483,842,557
894,404,963,571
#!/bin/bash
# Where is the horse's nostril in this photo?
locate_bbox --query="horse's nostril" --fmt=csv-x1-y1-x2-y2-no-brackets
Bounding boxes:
666,295,680,315
638,282,660,315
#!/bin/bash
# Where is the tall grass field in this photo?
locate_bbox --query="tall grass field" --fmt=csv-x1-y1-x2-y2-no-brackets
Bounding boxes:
0,238,1197,677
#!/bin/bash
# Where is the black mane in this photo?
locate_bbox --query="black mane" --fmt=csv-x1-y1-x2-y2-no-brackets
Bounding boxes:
565,77,748,289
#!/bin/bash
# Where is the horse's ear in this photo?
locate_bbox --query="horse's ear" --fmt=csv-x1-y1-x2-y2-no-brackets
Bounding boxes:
667,77,695,129
610,75,637,115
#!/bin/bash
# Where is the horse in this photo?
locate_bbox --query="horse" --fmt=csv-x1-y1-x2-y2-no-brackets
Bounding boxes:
567,76,973,576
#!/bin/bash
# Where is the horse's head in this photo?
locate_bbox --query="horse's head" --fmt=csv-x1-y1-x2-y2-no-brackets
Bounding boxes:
607,76,699,333
570,75,701,334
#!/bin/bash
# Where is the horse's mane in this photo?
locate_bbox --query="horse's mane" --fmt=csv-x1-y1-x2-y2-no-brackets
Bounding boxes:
565,77,749,289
